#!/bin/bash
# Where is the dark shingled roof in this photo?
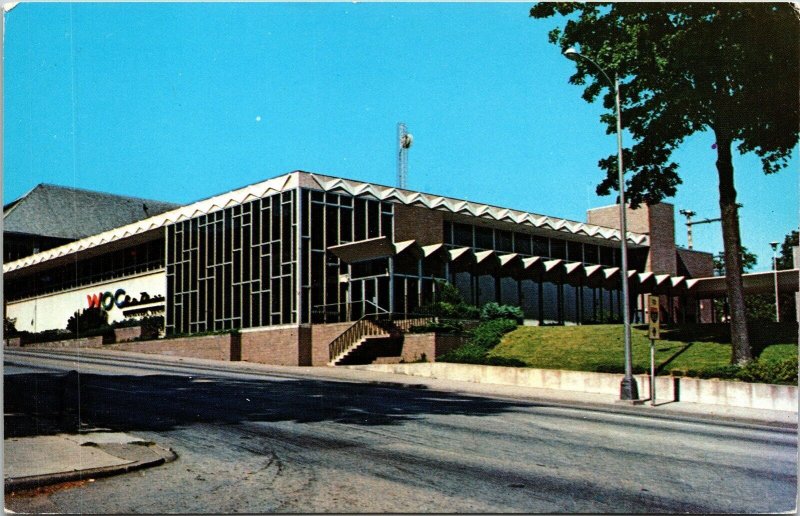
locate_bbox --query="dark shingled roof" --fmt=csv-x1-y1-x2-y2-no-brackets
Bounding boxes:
3,184,182,240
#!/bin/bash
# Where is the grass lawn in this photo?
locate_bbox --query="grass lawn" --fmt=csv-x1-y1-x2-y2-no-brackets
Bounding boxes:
488,322,798,376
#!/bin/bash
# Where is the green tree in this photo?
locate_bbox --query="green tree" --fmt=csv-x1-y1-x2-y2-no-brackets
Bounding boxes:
713,247,757,276
530,4,799,364
775,230,798,271
774,229,798,321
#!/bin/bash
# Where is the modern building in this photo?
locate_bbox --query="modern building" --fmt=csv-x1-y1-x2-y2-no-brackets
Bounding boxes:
3,184,180,263
5,171,794,365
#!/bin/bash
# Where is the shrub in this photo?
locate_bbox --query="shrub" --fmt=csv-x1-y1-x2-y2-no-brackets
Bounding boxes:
737,356,798,385
408,321,463,334
421,301,480,320
66,307,108,334
469,318,518,350
4,317,18,337
480,302,524,322
435,280,466,305
438,318,519,366
438,342,491,364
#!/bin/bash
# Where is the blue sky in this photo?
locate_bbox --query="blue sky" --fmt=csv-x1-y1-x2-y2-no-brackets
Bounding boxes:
3,2,797,271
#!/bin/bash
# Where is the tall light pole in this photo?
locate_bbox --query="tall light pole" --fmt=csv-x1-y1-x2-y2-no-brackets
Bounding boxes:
564,47,638,401
770,241,780,322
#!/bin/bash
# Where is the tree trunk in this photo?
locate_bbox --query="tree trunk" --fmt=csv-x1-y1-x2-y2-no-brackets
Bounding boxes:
715,133,752,364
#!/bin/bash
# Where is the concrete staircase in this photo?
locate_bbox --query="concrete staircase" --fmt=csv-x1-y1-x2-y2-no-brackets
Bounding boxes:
328,318,403,366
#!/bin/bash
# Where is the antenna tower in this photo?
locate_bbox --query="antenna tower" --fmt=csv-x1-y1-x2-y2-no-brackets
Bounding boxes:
397,123,413,189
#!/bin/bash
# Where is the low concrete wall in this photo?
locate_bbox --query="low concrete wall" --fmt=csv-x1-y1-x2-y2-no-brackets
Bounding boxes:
358,363,798,412
106,334,241,361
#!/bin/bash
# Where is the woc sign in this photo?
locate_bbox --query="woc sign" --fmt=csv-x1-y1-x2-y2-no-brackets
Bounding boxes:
87,289,163,311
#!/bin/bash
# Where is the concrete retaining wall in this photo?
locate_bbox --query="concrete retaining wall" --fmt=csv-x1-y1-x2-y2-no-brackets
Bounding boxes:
358,362,798,412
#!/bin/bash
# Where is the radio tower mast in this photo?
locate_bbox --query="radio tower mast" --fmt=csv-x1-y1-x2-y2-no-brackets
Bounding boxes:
397,123,413,189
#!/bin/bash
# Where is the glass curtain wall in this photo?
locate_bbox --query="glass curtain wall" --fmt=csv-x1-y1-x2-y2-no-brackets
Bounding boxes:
301,189,396,324
442,220,625,324
166,190,297,334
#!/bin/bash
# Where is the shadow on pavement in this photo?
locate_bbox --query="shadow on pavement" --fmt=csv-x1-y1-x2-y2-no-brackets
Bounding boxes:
5,370,532,437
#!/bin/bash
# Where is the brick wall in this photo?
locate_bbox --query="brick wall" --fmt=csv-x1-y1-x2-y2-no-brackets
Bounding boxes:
677,248,714,278
394,204,444,245
311,322,354,366
587,203,678,274
400,333,468,362
18,336,105,349
113,326,142,343
646,203,677,275
240,326,316,366
107,333,239,361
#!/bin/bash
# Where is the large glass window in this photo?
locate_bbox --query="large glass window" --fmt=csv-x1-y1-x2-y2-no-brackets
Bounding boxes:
166,190,297,334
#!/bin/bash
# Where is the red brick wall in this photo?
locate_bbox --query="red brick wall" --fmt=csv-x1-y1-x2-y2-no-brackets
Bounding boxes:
394,204,444,245
240,326,306,366
401,333,468,362
107,334,238,361
113,326,142,343
311,322,354,366
19,336,105,349
587,203,677,274
646,203,677,275
677,248,715,278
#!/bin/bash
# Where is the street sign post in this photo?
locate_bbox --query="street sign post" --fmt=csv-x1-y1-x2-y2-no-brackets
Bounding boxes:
648,296,661,406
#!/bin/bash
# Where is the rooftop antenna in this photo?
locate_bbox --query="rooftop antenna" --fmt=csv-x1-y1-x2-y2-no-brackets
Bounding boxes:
397,123,413,189
679,208,722,249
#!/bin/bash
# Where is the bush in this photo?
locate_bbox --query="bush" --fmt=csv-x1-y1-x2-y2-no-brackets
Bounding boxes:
469,318,518,350
480,302,524,322
408,321,463,334
4,317,18,337
438,342,491,364
435,280,466,305
421,301,480,320
737,356,798,385
438,318,519,366
66,308,108,334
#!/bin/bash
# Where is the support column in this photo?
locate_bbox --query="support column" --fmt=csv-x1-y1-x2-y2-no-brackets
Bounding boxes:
388,256,395,319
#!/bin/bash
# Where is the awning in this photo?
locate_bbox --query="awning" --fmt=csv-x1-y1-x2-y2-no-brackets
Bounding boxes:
686,269,799,297
328,236,396,263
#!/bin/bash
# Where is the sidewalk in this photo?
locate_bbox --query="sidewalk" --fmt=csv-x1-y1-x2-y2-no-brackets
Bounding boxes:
4,432,176,493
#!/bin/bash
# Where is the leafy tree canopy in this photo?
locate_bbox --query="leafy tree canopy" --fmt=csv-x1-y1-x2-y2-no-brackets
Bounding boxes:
530,3,799,207
713,246,757,276
776,230,799,270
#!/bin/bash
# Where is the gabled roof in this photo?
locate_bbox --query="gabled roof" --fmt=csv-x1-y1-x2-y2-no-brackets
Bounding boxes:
3,184,182,240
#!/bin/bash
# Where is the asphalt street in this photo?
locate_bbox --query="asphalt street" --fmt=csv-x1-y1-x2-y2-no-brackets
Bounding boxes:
5,349,798,513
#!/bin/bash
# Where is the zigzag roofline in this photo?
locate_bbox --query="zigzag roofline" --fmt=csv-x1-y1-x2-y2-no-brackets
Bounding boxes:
3,171,649,274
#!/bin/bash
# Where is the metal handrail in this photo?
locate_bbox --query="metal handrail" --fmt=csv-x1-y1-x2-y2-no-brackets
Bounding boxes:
329,315,391,362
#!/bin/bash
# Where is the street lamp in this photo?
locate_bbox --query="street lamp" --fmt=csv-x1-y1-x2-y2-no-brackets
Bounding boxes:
770,241,780,322
564,46,639,401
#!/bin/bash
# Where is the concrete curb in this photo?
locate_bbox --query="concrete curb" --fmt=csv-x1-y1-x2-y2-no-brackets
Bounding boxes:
4,443,177,493
353,362,799,412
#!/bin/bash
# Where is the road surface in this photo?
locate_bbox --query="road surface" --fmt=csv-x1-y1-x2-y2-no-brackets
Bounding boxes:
4,349,797,513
